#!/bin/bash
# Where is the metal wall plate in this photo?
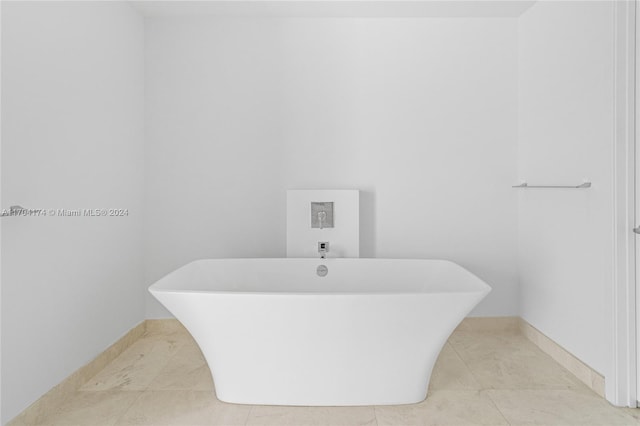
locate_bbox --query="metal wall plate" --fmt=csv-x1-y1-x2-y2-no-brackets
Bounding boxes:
311,202,334,228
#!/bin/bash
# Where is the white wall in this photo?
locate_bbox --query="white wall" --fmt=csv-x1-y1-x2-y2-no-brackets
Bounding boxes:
517,1,614,375
1,2,145,422
145,17,519,318
0,0,624,418
0,1,622,418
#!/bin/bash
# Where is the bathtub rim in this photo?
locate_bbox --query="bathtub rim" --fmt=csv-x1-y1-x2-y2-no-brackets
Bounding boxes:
148,258,492,297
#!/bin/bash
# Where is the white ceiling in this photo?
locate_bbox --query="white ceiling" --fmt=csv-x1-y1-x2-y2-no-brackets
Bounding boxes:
130,0,537,18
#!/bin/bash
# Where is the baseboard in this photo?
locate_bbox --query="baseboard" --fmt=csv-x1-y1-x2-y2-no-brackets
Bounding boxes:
518,319,605,398
455,316,521,332
144,318,186,335
7,321,146,426
455,316,605,398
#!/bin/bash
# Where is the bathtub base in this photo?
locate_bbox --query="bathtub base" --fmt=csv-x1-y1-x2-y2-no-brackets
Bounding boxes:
214,391,429,407
213,378,430,406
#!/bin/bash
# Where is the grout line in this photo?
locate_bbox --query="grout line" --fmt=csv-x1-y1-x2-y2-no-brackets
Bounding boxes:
482,390,513,426
141,339,186,392
244,405,254,426
111,391,146,426
446,339,485,390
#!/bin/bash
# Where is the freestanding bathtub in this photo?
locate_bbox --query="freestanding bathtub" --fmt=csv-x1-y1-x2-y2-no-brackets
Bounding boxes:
149,258,490,406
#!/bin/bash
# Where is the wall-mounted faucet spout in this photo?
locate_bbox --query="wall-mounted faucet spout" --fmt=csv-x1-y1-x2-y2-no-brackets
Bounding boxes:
318,241,329,259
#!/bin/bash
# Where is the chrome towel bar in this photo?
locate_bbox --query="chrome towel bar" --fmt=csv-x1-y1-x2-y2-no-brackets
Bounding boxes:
512,182,591,189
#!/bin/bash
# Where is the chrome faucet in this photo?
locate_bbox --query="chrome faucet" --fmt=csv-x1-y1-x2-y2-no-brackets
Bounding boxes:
318,241,329,259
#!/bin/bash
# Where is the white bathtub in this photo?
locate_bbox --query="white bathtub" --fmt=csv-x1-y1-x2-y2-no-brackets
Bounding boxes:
149,258,490,406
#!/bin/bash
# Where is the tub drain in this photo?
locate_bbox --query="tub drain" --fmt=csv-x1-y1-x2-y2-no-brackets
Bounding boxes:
316,265,328,277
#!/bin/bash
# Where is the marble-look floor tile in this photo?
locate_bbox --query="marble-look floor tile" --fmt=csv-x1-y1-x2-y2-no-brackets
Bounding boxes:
81,334,187,391
487,390,638,425
375,390,508,426
448,331,585,390
114,391,250,426
36,391,142,426
147,344,214,391
246,405,376,426
14,326,640,426
429,343,481,391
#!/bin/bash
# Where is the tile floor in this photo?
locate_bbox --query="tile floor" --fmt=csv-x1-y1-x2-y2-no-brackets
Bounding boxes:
12,327,640,426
